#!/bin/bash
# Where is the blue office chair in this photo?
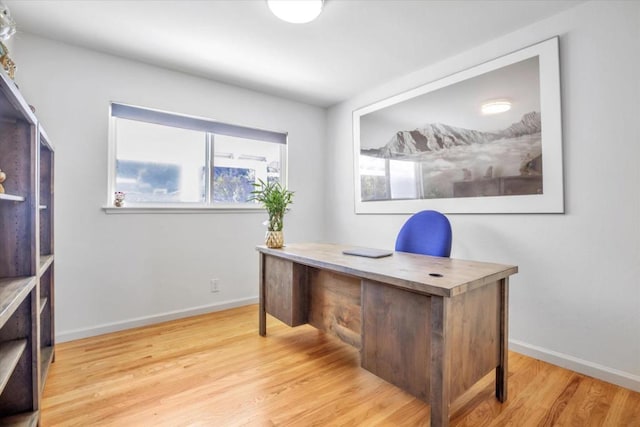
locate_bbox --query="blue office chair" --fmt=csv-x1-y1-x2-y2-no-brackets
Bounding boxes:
395,210,452,257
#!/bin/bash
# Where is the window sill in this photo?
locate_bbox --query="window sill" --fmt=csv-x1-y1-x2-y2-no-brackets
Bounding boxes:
102,205,266,214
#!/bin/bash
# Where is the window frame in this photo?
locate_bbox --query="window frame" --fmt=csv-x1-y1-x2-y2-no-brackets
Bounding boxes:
105,102,288,213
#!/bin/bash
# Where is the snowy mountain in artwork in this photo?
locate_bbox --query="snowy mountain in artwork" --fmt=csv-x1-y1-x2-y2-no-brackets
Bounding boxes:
363,112,541,159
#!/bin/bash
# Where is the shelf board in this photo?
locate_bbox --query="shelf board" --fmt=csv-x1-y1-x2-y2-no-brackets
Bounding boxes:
0,339,27,395
38,255,54,277
39,297,47,315
0,277,37,330
0,410,39,427
40,346,54,391
0,193,26,202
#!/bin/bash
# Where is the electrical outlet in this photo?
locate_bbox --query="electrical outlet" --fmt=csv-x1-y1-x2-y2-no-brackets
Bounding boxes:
210,278,220,293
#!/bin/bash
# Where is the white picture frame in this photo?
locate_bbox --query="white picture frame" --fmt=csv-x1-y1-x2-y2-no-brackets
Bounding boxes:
353,37,563,214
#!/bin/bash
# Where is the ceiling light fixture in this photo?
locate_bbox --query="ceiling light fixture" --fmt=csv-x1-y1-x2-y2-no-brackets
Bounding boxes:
267,0,324,24
481,100,512,115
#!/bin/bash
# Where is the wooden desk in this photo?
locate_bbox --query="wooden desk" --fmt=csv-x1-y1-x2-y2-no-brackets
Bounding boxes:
257,243,518,427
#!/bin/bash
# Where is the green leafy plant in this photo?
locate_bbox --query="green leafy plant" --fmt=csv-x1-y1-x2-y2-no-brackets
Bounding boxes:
249,179,294,232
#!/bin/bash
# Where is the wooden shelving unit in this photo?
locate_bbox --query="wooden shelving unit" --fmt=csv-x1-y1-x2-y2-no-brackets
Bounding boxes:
0,68,55,425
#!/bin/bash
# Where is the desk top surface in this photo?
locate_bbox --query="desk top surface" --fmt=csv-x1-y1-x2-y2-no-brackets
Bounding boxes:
257,243,518,297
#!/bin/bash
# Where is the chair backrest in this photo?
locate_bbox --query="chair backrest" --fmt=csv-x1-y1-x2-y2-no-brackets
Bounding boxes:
394,210,452,257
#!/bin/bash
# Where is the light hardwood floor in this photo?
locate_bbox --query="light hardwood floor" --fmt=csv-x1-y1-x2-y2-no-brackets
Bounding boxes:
42,305,640,426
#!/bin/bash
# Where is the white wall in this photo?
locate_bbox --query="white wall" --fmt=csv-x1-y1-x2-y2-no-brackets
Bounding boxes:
10,33,326,341
325,1,640,391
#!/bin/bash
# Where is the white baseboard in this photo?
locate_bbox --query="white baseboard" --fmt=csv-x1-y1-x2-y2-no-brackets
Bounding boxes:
510,339,640,393
56,297,259,343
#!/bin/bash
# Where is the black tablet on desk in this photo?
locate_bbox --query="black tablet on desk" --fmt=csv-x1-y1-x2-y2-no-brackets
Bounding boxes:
342,247,394,258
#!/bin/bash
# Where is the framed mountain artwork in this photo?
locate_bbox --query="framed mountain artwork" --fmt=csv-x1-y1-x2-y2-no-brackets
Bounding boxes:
353,37,563,214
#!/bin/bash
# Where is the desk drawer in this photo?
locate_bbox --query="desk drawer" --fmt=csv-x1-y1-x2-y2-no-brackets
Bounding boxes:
263,256,308,327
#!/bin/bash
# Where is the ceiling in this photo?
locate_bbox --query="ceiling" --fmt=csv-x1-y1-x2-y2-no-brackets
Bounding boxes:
5,0,583,107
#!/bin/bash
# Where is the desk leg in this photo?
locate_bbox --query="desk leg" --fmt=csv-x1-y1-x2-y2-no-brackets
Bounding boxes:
496,277,509,401
259,252,267,337
430,295,451,427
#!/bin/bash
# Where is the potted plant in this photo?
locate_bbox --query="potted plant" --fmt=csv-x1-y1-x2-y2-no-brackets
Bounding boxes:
250,178,294,248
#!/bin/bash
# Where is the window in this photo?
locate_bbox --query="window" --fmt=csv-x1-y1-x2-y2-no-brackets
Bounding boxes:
108,103,287,208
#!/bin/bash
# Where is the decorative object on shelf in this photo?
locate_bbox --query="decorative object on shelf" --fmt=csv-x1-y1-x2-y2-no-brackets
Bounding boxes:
0,2,15,39
0,40,14,79
0,168,5,193
249,178,294,248
114,191,125,207
0,1,16,79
